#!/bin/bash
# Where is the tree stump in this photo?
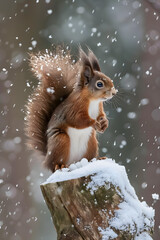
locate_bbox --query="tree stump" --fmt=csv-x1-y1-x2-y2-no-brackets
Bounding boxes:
40,159,154,240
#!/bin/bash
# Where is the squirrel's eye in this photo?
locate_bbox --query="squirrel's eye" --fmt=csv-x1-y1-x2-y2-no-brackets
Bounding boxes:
96,80,104,89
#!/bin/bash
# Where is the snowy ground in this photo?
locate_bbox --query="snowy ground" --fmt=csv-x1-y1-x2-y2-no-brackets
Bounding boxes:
43,158,155,240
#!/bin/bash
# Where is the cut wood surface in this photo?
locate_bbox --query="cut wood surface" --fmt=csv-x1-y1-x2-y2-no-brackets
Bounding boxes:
40,159,154,240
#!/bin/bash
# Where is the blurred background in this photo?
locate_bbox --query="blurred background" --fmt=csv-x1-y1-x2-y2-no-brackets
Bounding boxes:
0,0,160,239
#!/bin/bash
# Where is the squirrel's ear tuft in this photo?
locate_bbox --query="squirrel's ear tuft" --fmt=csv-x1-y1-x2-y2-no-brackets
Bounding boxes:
79,47,93,86
88,48,101,72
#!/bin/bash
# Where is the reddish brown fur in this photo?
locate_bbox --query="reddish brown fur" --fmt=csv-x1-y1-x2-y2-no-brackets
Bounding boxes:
25,47,77,154
25,47,117,172
46,130,70,170
45,88,97,170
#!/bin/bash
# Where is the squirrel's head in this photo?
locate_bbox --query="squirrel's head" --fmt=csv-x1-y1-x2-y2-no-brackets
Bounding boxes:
78,48,117,101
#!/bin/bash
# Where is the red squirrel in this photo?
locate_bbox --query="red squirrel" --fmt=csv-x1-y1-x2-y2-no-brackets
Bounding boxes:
25,47,117,172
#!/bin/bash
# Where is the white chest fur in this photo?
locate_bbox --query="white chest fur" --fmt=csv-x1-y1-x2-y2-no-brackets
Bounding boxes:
67,127,92,164
88,100,100,120
67,100,101,164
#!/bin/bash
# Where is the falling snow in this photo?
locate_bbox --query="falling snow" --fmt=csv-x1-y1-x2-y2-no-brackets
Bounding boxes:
152,193,159,201
0,0,160,240
47,9,53,15
46,87,55,94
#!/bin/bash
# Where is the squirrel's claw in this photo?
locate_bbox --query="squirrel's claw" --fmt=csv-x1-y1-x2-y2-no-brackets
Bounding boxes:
55,164,60,171
99,156,108,160
55,164,68,171
94,121,101,132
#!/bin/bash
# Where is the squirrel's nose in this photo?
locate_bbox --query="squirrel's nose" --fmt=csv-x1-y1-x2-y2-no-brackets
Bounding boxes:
111,88,118,96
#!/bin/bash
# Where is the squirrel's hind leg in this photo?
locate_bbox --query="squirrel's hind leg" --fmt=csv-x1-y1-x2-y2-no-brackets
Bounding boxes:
44,132,70,172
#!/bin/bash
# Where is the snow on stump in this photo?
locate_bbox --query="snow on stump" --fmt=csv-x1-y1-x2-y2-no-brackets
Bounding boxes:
40,158,155,240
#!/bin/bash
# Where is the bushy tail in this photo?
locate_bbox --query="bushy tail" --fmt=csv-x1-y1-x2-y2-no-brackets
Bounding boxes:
25,47,77,155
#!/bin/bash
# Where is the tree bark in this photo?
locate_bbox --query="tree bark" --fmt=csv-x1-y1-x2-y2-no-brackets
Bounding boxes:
40,171,154,240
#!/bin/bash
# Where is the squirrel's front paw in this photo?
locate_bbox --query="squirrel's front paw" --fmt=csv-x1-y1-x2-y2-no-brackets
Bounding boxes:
95,117,109,133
